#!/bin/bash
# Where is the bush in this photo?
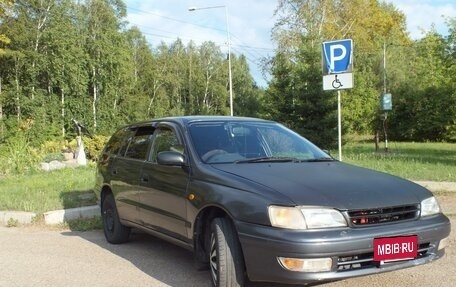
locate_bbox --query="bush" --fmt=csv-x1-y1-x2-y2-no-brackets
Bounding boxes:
83,135,109,161
42,152,65,163
389,86,456,141
0,125,109,174
0,133,40,175
41,140,65,154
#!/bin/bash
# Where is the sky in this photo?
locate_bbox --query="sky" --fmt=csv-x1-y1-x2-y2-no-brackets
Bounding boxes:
123,0,456,88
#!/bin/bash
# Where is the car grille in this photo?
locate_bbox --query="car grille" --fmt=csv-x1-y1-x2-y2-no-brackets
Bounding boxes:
337,243,432,272
347,204,420,226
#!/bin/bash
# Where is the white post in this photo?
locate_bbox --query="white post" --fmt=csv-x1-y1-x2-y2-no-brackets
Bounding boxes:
189,5,233,116
338,90,342,161
225,6,233,116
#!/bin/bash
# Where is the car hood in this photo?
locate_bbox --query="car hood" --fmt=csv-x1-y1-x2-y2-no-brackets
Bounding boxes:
212,161,431,210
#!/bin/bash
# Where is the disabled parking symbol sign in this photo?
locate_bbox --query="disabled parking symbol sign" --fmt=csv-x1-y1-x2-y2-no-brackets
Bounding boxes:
322,39,354,90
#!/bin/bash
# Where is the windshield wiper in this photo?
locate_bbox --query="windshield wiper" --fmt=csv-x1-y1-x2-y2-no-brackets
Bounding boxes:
234,156,297,164
297,157,334,162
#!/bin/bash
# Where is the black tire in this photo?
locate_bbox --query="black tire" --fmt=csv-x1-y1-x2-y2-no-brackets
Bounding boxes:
101,193,130,244
210,217,245,287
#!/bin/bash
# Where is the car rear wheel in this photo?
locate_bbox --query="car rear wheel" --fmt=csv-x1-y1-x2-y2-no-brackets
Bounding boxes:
210,217,245,287
102,193,130,244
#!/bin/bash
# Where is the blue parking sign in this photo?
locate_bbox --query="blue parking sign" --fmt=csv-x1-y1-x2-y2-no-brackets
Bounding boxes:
322,39,353,74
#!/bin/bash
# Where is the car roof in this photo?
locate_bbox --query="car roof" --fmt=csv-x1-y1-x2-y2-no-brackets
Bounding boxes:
124,116,274,129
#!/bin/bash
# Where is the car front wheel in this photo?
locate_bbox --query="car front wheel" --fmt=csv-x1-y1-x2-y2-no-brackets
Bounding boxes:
102,193,130,244
210,217,245,287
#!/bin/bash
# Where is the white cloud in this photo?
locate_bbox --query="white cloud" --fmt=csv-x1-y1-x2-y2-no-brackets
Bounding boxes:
387,0,456,39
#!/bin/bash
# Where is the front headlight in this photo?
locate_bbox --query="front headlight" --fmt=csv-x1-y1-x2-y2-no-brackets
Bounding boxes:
421,196,441,217
268,206,347,229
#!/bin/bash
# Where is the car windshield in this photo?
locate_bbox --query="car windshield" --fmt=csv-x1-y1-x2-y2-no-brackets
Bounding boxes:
188,121,331,164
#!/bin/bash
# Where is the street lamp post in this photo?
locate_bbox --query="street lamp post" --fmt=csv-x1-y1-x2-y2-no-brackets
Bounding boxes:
188,5,233,116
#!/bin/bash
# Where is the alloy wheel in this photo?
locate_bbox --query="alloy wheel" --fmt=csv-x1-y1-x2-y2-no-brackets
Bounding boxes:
210,232,218,285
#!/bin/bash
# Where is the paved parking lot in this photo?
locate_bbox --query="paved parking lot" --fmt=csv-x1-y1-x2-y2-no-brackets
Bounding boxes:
0,227,211,287
0,194,454,287
0,218,453,287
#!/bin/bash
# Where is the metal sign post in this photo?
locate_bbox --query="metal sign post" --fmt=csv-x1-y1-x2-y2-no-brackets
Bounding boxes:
381,42,392,153
322,39,354,161
337,90,342,161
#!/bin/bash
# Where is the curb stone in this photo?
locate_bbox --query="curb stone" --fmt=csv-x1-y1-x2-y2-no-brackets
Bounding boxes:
0,211,36,225
1,206,100,226
44,205,100,225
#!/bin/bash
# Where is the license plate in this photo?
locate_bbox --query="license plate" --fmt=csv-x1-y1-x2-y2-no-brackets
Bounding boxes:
374,235,418,262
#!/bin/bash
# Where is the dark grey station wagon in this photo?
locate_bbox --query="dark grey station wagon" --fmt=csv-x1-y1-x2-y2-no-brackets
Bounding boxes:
95,116,450,286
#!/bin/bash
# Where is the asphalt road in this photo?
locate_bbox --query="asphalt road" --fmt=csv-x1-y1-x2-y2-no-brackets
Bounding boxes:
0,227,211,287
0,213,454,287
0,218,454,287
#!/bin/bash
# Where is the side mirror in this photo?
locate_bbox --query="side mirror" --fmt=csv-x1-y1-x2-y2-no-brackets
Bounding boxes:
157,151,186,166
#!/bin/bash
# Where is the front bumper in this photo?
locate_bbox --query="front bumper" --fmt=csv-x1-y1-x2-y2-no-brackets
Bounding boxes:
236,214,450,284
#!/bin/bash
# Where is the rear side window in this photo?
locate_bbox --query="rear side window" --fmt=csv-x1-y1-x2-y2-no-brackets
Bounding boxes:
124,126,155,160
103,127,132,156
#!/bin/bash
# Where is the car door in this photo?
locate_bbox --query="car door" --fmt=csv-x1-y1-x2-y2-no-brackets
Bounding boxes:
139,123,190,241
109,126,154,224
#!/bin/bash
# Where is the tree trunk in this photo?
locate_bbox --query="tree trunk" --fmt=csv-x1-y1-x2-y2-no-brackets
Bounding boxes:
31,2,52,101
92,66,97,130
15,57,21,121
61,87,65,138
0,76,3,138
147,80,161,116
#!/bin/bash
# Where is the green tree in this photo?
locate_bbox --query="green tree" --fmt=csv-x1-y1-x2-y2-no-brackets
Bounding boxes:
0,0,12,55
83,0,129,131
232,54,262,117
43,0,89,138
0,0,262,151
447,18,456,140
265,44,337,148
122,26,155,122
389,28,456,141
266,0,410,147
194,41,227,115
0,0,60,145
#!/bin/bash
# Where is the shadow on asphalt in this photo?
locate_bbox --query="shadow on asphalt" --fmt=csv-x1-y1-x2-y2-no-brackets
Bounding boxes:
57,217,455,287
62,229,212,287
61,229,333,287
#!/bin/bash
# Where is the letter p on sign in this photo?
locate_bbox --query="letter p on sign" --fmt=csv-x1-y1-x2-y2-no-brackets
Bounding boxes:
322,39,353,74
329,44,346,71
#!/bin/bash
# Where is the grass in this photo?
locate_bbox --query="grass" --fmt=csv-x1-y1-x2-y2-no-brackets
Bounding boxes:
59,217,102,231
0,166,97,214
6,218,20,227
0,141,455,216
26,214,102,231
341,141,456,181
